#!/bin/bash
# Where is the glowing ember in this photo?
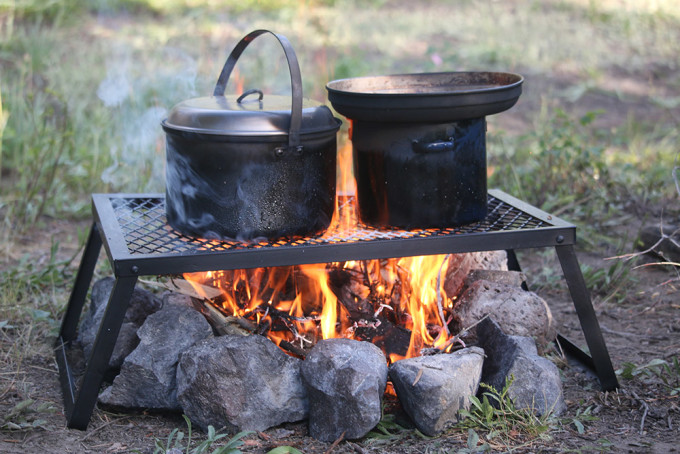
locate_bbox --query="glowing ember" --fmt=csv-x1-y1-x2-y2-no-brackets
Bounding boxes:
183,137,457,361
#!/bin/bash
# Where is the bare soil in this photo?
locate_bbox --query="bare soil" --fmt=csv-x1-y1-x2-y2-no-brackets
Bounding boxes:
1,66,679,453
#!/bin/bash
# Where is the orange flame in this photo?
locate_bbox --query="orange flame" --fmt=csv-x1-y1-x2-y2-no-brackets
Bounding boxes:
183,128,456,361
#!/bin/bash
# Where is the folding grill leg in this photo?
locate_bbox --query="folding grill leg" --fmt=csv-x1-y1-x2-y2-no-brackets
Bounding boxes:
555,245,619,391
64,276,138,429
55,223,103,427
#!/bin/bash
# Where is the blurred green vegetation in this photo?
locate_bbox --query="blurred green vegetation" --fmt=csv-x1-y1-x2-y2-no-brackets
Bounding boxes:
1,0,678,267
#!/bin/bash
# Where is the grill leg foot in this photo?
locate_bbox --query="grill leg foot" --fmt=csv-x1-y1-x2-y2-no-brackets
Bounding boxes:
555,245,619,391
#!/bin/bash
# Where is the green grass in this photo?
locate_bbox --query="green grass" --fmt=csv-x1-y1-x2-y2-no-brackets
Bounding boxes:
617,356,680,397
457,377,554,448
147,415,304,454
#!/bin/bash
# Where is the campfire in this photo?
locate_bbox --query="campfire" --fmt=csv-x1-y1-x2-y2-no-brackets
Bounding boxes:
181,141,460,361
55,30,618,440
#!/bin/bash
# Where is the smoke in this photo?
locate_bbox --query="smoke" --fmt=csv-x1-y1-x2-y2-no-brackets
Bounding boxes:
95,22,199,193
96,46,131,107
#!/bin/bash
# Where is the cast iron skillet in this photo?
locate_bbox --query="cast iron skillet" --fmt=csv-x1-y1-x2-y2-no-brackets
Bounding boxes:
326,71,523,122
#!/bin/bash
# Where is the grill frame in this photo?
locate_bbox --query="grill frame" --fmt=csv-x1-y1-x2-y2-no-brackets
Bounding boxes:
56,188,618,431
95,189,574,277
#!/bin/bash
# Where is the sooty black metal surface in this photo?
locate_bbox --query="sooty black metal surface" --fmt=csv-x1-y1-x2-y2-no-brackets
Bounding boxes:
56,188,618,431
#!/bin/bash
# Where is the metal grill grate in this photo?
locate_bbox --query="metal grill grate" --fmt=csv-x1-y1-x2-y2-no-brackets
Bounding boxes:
107,193,550,257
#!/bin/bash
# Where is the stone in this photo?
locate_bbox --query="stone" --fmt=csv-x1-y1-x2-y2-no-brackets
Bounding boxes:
465,269,527,289
78,277,162,370
477,317,566,417
98,297,213,410
639,223,680,262
388,347,485,436
454,279,556,352
176,334,308,433
300,338,388,442
444,251,509,298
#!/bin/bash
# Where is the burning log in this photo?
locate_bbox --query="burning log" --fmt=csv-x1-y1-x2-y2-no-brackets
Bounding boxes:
192,298,254,336
175,252,466,361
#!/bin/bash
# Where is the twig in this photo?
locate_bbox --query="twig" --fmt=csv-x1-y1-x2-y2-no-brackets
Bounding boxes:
633,261,680,270
606,215,680,263
412,368,424,386
435,254,451,338
441,314,491,351
279,340,307,358
80,415,133,442
599,324,668,341
198,300,255,336
324,431,346,454
631,391,650,435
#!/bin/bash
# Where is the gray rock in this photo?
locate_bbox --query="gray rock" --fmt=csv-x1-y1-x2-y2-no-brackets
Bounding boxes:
78,277,162,370
639,223,680,262
389,347,485,436
465,269,527,289
98,298,213,410
444,251,509,298
108,322,140,368
176,334,307,433
477,317,566,417
455,279,556,352
300,338,388,442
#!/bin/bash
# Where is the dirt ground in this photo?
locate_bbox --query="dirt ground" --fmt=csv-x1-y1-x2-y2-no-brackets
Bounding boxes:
1,66,679,453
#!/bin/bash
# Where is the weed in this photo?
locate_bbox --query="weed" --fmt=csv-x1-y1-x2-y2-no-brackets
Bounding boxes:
452,429,490,453
264,448,304,454
489,108,623,241
365,410,426,444
563,405,599,435
1,398,57,431
617,357,680,396
457,376,553,446
151,415,252,454
489,107,676,251
148,415,304,454
0,238,75,302
581,253,637,305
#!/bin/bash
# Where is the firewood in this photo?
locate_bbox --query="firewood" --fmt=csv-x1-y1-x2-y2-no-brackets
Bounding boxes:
192,298,254,336
278,340,307,358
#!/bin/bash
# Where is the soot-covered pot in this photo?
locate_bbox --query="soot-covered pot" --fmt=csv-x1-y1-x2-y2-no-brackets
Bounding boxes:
327,71,522,229
162,30,341,241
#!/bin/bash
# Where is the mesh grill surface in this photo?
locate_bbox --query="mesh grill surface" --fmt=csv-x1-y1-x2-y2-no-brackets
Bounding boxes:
107,194,549,257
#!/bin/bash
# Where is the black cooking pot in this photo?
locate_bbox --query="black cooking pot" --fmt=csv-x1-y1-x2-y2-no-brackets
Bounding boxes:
327,71,522,229
351,118,487,229
162,30,341,240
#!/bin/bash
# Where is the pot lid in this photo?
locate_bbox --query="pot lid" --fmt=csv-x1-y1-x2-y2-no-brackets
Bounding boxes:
162,91,340,137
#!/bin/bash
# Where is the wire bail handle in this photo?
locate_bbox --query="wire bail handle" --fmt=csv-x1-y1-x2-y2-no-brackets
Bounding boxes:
213,30,303,150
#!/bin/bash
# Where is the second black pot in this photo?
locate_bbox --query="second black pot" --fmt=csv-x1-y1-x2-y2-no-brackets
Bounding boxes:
351,118,487,230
